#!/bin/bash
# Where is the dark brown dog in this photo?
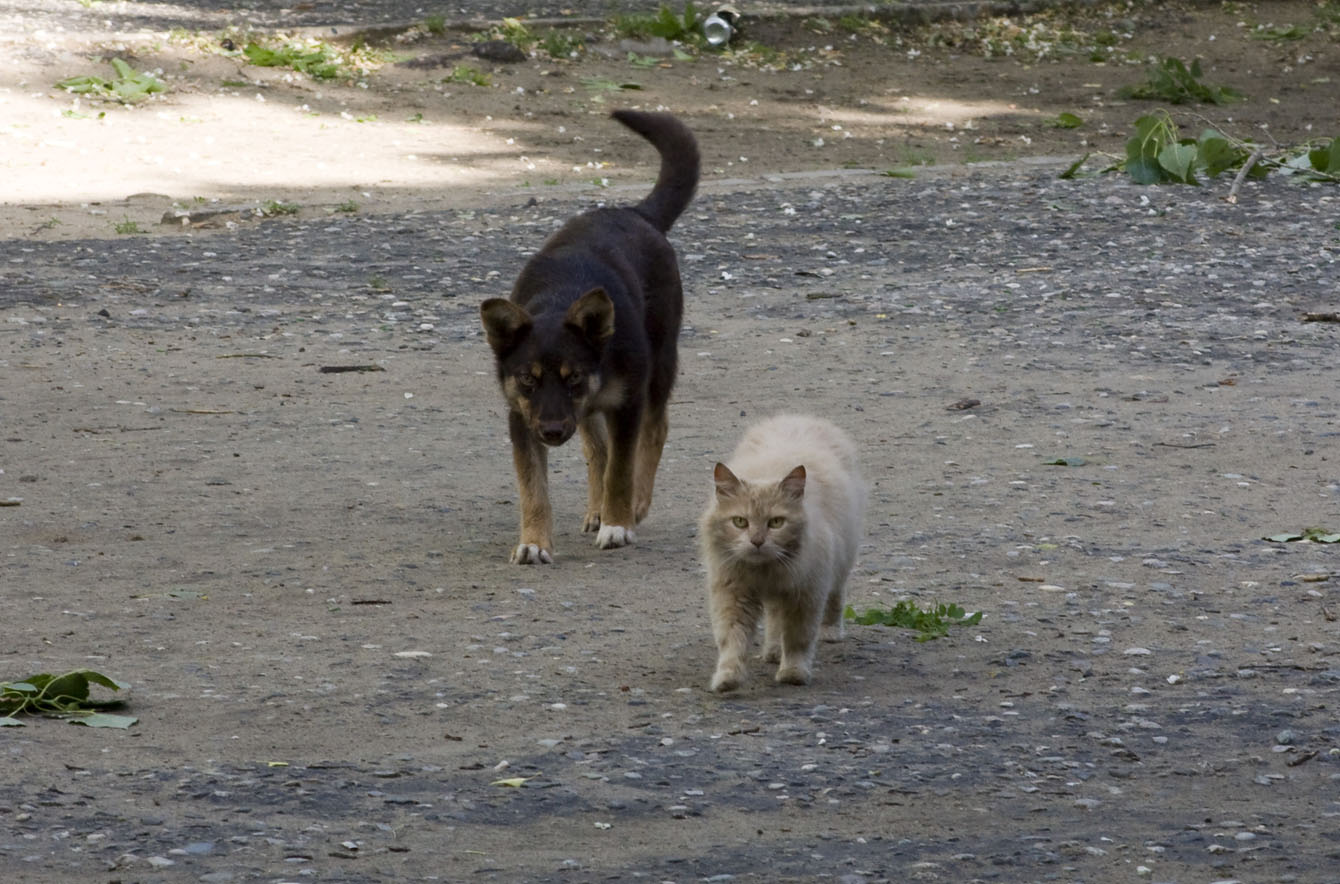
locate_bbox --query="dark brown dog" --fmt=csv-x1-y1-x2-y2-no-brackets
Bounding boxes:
480,110,699,564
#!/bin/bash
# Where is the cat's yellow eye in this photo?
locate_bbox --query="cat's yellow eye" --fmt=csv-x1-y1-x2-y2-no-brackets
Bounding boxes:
767,516,786,529
731,516,748,529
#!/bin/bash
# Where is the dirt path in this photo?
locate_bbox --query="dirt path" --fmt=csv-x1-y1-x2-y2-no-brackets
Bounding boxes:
3,2,1340,882
3,1,1336,239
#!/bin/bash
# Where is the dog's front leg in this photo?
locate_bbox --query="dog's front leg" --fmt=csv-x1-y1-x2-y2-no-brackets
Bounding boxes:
578,413,608,533
594,405,640,549
508,410,553,564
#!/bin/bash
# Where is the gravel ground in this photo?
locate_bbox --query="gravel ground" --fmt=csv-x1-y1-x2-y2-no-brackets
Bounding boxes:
3,165,1339,881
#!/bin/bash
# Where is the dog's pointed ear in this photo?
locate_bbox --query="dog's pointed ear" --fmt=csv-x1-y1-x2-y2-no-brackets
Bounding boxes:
564,288,615,346
779,465,806,499
713,462,743,498
480,299,532,355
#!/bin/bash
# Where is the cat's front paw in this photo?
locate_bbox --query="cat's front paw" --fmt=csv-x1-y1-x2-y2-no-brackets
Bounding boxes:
594,524,634,549
821,621,845,643
774,664,812,686
710,662,747,693
511,543,554,565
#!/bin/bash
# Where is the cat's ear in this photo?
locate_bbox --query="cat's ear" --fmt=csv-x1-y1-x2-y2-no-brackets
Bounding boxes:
713,462,743,498
779,465,806,499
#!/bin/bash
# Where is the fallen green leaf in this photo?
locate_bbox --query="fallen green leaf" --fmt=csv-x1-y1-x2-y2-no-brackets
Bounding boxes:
56,58,164,103
1058,152,1091,180
71,713,138,729
1265,527,1340,543
1157,141,1199,184
491,775,537,787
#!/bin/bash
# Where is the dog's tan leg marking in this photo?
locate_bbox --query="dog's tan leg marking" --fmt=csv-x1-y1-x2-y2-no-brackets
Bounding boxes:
579,413,608,533
633,404,668,525
594,412,638,549
509,411,553,564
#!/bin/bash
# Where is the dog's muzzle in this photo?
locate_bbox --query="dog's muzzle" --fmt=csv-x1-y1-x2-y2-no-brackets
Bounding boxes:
537,419,575,446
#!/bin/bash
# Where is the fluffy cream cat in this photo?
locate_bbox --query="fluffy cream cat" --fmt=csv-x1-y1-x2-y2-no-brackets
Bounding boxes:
699,414,866,692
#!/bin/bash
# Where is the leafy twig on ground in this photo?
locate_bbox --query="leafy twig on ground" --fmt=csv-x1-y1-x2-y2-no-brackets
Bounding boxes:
1080,109,1338,189
1264,527,1340,544
1226,146,1265,203
845,601,983,642
56,58,164,103
1119,56,1243,105
613,2,704,44
243,41,343,79
1,669,136,728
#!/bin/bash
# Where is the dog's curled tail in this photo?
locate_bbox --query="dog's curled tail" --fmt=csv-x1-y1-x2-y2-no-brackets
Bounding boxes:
611,109,700,234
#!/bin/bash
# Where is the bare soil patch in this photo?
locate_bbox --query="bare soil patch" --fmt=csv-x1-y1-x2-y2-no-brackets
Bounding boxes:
2,0,1336,238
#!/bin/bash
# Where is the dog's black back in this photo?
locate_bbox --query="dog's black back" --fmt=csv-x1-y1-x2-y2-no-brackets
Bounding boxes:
487,111,699,430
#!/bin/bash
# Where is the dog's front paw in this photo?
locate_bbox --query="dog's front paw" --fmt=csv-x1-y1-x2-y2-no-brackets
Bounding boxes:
582,512,601,533
594,524,634,549
510,543,554,565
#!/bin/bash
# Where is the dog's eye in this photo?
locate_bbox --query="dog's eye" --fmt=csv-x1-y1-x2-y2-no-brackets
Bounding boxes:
566,370,584,387
731,516,747,529
517,374,538,391
767,516,786,529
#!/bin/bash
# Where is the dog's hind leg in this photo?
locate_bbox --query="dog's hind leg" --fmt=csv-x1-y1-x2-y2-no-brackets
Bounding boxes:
578,412,608,533
633,402,668,525
595,405,640,549
509,411,554,564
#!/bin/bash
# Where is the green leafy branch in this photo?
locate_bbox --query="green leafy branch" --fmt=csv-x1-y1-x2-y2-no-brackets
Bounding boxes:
238,36,391,81
613,3,704,45
1118,56,1243,105
1264,526,1340,544
470,17,537,52
56,58,165,103
242,41,344,79
1066,110,1340,189
845,601,983,642
1,669,137,728
1120,111,1263,185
